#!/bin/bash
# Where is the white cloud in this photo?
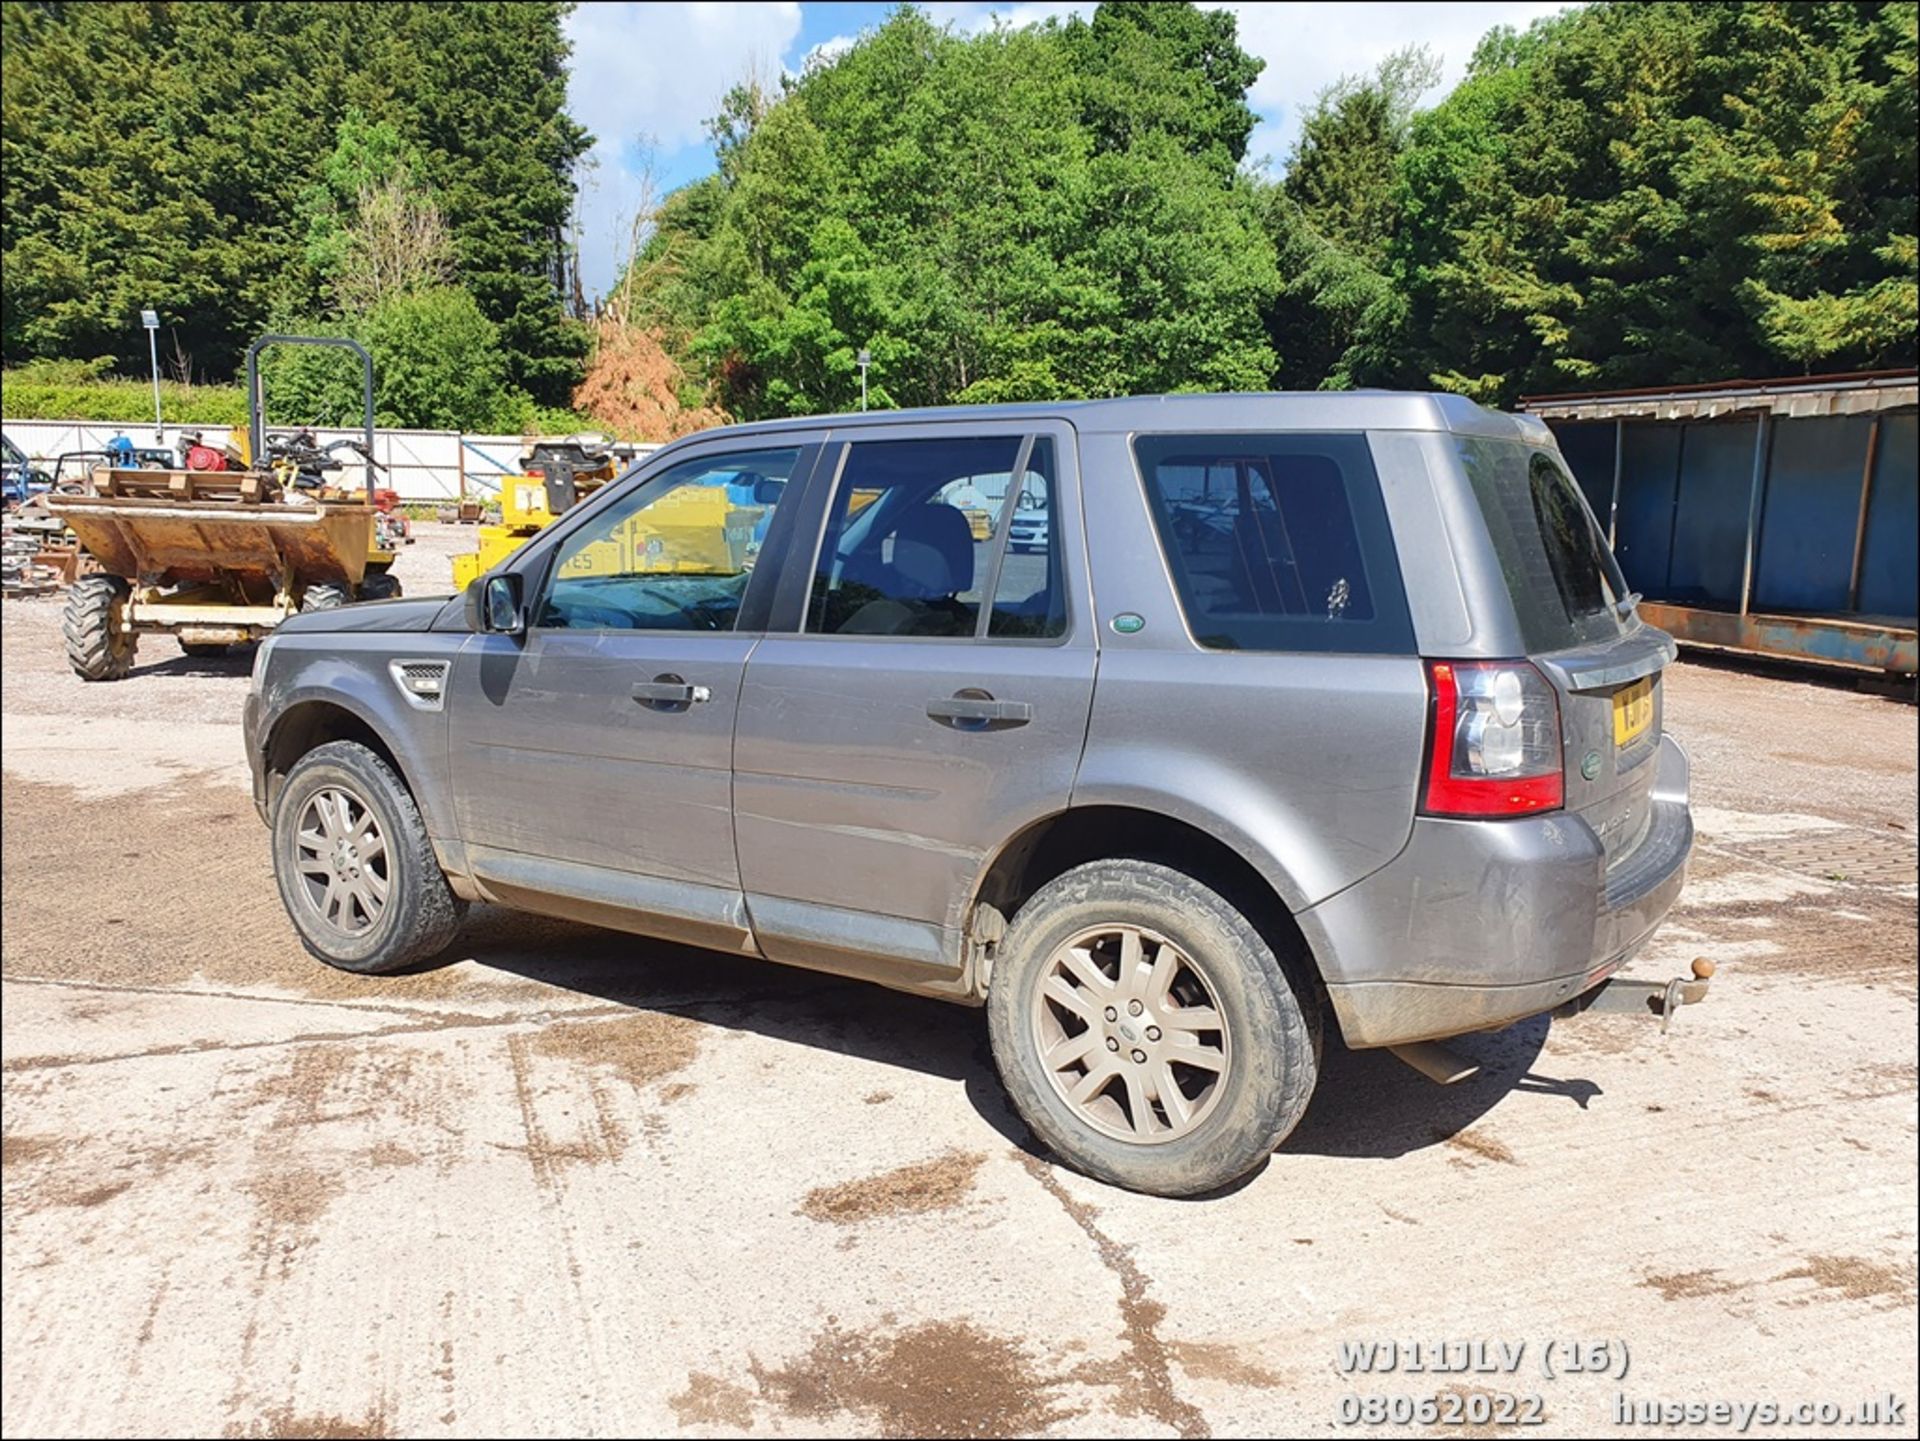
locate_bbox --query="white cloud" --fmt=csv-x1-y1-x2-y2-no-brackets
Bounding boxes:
566,2,803,296
923,1,1092,32
1227,2,1574,172
800,33,860,71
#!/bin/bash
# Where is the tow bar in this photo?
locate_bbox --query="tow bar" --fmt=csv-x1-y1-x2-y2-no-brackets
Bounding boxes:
1388,958,1717,1085
1554,957,1717,1034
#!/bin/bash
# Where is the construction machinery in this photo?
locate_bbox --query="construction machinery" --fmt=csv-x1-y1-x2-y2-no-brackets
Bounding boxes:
46,336,399,680
450,438,641,589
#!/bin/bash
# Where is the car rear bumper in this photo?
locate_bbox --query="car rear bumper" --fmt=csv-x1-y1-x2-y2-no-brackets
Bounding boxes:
1305,734,1693,1048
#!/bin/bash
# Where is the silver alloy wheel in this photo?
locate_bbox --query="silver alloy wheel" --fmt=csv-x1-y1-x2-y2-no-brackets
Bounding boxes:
292,786,390,938
1031,923,1231,1144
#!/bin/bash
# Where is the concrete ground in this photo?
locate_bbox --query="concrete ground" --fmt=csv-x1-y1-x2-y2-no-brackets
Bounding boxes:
3,525,1915,1439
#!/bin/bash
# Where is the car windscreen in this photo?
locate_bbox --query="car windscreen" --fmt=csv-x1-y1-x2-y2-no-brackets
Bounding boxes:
1455,438,1630,653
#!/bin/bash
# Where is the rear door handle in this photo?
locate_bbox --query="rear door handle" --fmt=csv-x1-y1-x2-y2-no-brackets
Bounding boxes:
631,676,711,706
927,695,1032,725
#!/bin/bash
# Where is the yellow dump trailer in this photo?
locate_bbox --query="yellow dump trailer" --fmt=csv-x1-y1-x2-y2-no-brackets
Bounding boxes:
46,466,395,680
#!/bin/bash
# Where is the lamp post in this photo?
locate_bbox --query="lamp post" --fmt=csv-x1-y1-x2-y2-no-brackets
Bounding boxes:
857,347,871,412
140,309,163,442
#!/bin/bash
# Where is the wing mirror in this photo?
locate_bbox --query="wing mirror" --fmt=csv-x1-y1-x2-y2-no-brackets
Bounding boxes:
466,572,525,635
752,477,786,504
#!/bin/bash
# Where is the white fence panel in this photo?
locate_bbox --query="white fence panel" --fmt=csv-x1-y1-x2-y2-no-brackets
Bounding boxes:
3,417,666,501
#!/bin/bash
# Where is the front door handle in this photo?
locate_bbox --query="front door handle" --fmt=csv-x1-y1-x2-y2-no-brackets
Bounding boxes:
631,675,711,707
927,694,1032,726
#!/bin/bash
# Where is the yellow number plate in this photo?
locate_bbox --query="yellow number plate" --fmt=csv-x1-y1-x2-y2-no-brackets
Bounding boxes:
1613,677,1654,746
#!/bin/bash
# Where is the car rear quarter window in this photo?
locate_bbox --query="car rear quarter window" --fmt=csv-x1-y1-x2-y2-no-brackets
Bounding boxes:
1132,433,1413,654
1455,438,1629,653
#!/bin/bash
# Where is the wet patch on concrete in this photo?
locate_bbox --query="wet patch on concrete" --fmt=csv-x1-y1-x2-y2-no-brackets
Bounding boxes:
1018,1153,1211,1438
530,1012,700,1089
0,1133,65,1167
223,1404,389,1438
669,1371,758,1430
1437,1128,1517,1166
1642,1269,1745,1301
750,1320,1071,1439
800,1150,987,1226
1776,1254,1917,1307
1169,1340,1288,1389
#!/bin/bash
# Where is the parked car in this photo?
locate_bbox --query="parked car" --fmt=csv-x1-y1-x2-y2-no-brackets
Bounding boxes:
1006,495,1049,554
245,393,1697,1196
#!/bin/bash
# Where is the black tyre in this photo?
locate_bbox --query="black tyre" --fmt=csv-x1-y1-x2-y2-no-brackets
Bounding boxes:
987,859,1320,1197
270,740,466,974
179,640,229,658
62,575,137,681
301,582,350,612
358,571,402,602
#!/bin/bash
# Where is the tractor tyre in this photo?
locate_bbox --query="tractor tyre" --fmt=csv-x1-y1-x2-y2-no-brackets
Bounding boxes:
301,583,351,612
63,575,137,682
358,572,402,602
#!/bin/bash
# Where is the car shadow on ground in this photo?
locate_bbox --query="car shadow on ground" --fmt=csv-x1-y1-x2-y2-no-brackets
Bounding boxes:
447,906,1602,1182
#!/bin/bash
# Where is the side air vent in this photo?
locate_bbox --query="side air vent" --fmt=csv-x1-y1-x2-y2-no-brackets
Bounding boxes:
388,659,451,711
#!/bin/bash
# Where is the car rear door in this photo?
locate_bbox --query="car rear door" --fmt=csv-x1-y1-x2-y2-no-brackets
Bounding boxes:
445,435,823,953
731,419,1096,991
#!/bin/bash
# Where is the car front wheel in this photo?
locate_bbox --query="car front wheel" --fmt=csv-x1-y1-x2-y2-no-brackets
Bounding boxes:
270,740,466,974
987,859,1320,1196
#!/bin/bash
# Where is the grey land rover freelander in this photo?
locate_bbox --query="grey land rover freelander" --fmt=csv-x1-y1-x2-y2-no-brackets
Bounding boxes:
245,393,1705,1196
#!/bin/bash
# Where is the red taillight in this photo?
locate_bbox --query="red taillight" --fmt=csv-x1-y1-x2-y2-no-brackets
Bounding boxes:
1421,660,1564,817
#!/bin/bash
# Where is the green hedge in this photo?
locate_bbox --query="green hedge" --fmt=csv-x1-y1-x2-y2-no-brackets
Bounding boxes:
1,361,250,425
1,360,591,434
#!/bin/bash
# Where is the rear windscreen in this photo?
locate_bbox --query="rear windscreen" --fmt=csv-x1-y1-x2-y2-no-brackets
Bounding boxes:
1133,433,1413,654
1456,438,1630,652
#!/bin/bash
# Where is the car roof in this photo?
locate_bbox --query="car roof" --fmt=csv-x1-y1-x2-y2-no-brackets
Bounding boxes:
676,391,1537,445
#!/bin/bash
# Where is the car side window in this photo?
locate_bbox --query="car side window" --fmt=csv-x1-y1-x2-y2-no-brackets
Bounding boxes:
986,439,1065,639
806,436,1021,638
1133,433,1413,654
533,447,801,632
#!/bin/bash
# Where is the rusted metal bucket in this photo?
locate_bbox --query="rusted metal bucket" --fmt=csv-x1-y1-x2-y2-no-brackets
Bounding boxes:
47,482,375,595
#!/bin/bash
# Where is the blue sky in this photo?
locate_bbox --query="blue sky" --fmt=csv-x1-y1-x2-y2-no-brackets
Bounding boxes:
564,2,1570,298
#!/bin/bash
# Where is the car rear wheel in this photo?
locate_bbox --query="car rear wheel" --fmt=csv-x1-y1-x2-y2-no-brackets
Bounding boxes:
987,859,1319,1196
271,740,465,974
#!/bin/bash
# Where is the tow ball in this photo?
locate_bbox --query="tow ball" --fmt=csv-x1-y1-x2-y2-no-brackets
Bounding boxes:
1555,956,1717,1034
1388,959,1717,1086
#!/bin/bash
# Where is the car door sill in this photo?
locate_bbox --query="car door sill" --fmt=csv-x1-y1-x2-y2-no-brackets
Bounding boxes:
744,893,977,1004
467,845,757,955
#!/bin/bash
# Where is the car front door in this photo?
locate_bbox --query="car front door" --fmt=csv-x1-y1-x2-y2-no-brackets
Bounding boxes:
447,437,821,953
731,420,1096,992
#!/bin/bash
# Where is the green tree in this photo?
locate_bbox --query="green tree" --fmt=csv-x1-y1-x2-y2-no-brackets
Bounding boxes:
261,286,517,431
1390,2,1918,401
1,2,589,403
638,2,1275,420
1282,46,1439,265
